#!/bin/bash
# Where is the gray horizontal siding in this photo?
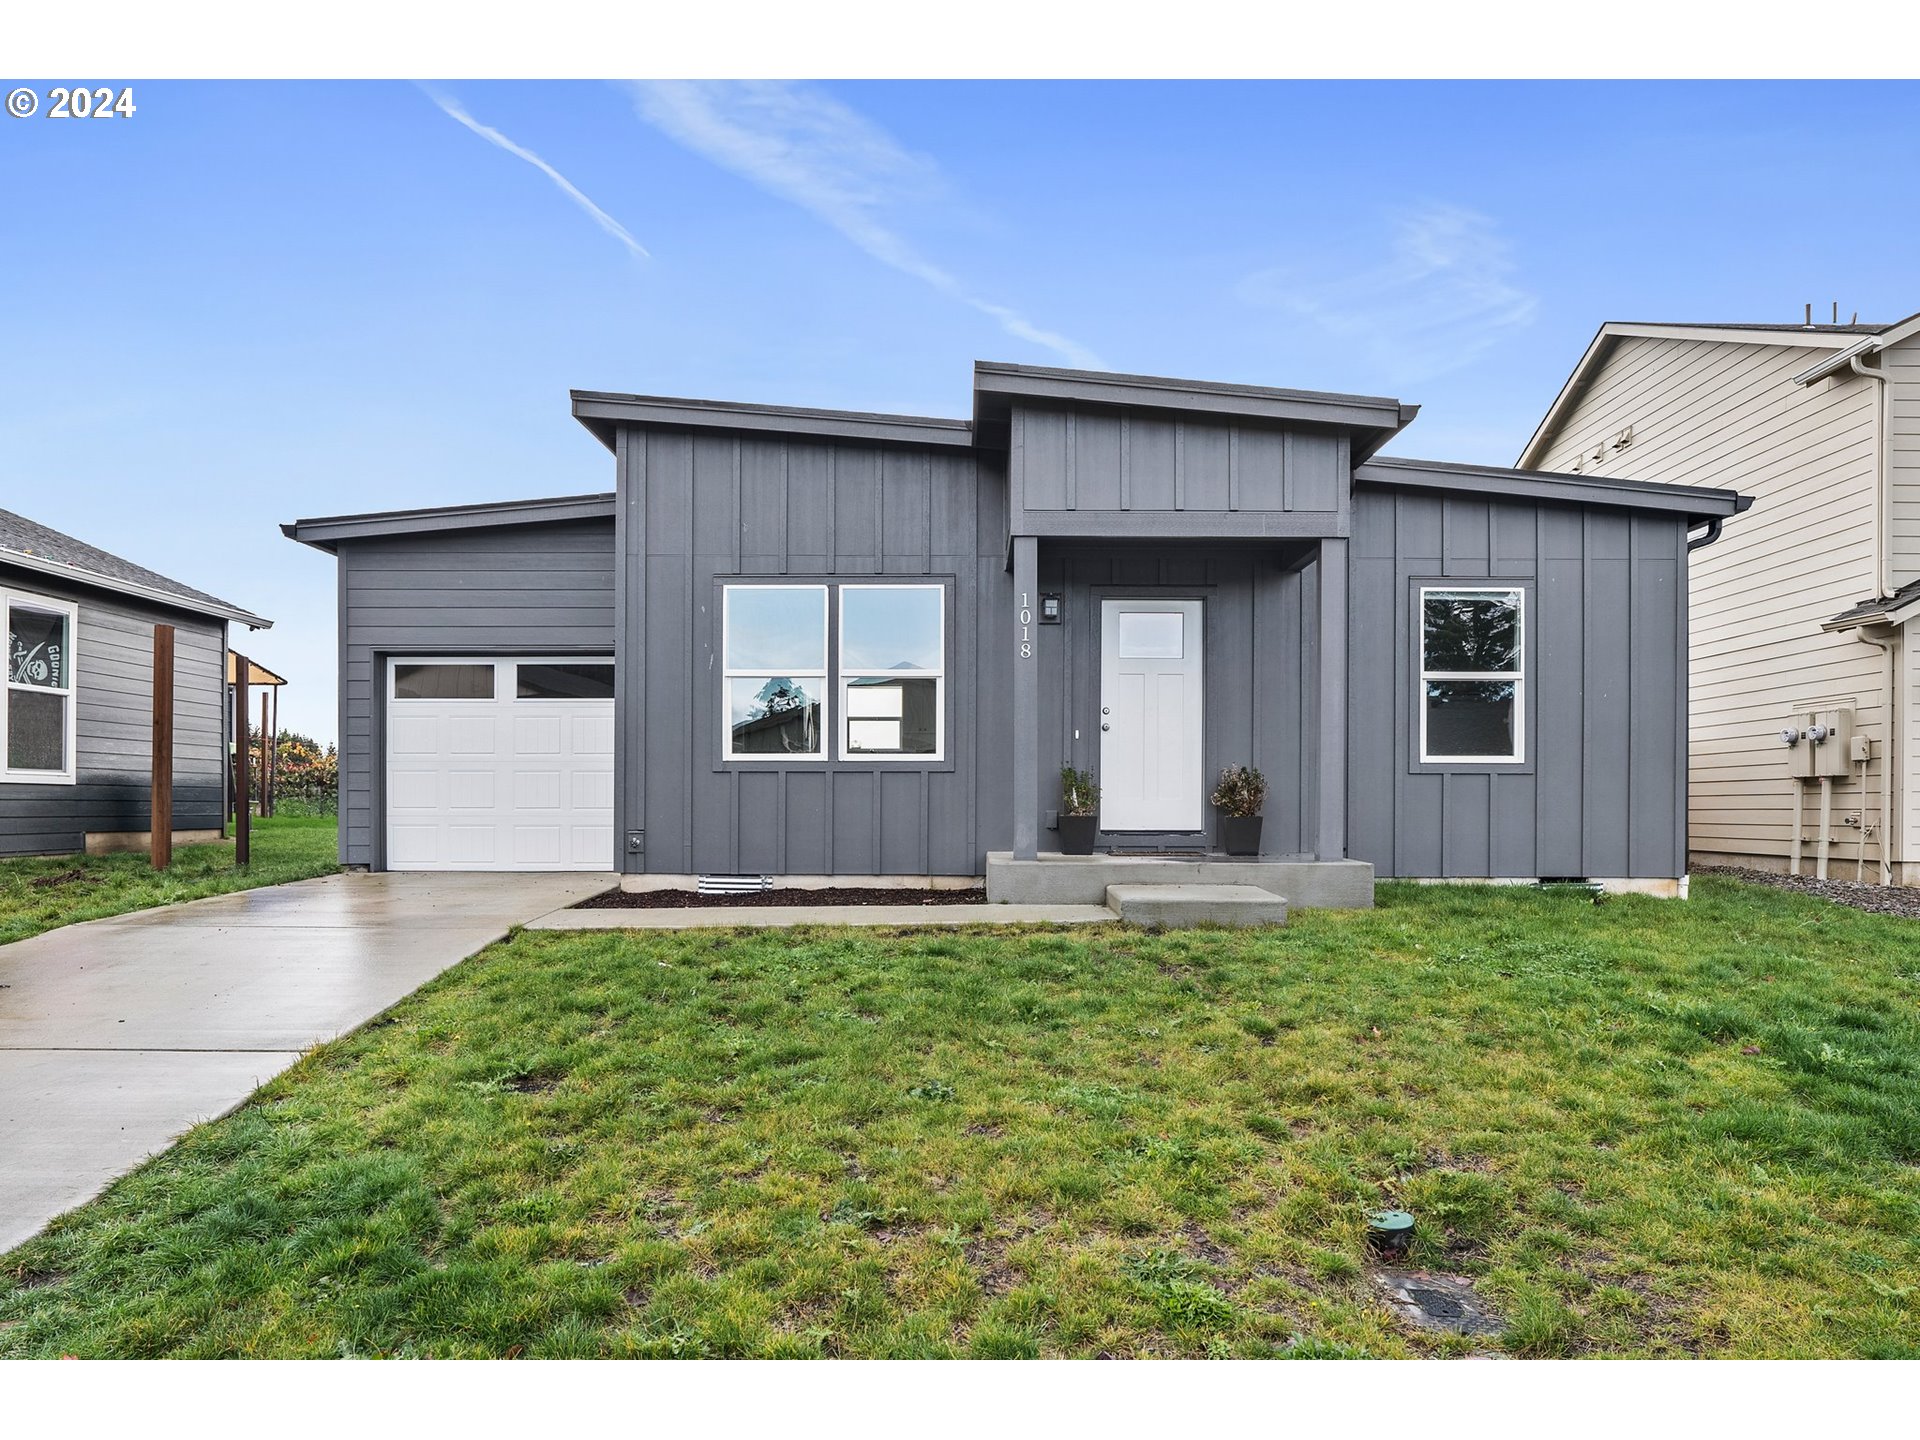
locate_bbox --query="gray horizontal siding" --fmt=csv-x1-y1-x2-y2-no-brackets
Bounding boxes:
0,564,227,857
336,520,617,867
1347,490,1689,879
623,428,1009,877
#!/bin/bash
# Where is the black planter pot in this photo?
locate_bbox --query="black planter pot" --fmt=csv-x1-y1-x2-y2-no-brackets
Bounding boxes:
1218,814,1264,857
1058,814,1099,855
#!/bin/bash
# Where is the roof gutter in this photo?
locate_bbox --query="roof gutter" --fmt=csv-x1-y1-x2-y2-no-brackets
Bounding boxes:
0,547,272,629
1686,517,1725,552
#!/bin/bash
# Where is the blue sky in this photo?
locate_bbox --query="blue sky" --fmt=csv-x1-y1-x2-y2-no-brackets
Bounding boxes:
5,79,1919,741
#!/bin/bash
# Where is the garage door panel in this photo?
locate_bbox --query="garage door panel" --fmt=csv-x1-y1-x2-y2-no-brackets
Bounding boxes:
449,716,499,755
390,716,440,755
513,715,563,754
514,770,563,809
386,658,614,873
449,826,498,864
448,771,496,809
389,770,439,811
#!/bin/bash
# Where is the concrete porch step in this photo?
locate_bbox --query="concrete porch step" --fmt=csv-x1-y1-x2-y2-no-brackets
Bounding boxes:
1106,883,1288,929
986,852,1372,910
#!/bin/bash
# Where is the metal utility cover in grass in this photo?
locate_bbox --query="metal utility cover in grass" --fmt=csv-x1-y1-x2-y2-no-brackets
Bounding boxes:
1372,1269,1504,1337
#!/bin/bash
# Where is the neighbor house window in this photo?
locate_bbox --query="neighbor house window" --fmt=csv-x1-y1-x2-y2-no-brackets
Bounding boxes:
724,585,827,758
4,591,79,784
1419,586,1524,763
840,585,943,760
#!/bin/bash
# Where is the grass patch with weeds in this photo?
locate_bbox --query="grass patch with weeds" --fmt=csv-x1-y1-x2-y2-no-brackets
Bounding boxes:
0,814,340,946
2,875,1917,1357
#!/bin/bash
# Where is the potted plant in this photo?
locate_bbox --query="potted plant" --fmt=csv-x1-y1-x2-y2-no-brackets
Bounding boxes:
1058,766,1100,855
1212,764,1267,856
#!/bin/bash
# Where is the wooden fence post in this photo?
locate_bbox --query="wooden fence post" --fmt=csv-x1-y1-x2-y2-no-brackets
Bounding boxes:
259,688,271,818
151,624,174,870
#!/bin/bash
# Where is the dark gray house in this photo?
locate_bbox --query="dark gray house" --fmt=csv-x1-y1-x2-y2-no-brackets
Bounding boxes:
284,362,1747,905
1,509,271,858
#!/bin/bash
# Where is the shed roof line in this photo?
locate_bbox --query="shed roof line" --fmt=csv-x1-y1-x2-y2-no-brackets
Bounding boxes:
283,493,617,551
1359,454,1749,524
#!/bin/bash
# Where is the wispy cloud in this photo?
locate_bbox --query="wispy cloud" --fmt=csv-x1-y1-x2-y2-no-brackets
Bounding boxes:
629,81,1102,369
424,88,649,261
1238,205,1535,382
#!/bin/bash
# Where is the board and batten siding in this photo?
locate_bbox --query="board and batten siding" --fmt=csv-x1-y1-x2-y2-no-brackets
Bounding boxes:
0,566,227,857
1346,488,1689,880
619,427,1011,878
334,520,617,868
1010,405,1349,537
1536,335,1885,871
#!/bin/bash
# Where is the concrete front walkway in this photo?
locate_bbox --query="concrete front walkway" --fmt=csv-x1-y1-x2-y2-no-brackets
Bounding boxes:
0,871,608,1255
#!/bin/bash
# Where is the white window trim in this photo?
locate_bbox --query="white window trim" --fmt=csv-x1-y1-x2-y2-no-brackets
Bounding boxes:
1417,585,1525,765
3,588,80,786
721,585,829,762
838,583,946,762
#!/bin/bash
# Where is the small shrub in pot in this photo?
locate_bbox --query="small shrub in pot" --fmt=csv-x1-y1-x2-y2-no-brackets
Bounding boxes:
1211,764,1267,856
1058,766,1100,855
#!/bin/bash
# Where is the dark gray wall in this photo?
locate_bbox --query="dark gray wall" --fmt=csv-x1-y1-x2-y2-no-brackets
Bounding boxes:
1033,543,1319,856
335,520,617,867
1346,487,1689,879
617,426,1011,876
1011,404,1350,539
0,565,227,857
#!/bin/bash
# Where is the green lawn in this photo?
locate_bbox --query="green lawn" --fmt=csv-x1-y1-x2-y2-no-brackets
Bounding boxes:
0,814,341,946
2,877,1916,1358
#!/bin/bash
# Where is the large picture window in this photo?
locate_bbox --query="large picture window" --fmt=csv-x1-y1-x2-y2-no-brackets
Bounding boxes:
840,585,943,760
4,591,78,784
1419,586,1523,763
724,585,827,758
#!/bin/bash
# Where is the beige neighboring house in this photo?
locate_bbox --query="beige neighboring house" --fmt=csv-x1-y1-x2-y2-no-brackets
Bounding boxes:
1522,311,1920,885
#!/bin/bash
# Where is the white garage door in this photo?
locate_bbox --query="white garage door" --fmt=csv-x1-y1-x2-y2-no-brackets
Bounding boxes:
385,657,616,872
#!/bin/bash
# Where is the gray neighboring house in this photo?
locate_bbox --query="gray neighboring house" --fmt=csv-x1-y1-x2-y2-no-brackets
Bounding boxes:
0,508,271,858
284,361,1747,901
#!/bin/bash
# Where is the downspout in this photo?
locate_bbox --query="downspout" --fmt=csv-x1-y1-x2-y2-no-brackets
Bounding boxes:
1857,627,1898,886
1848,353,1895,884
1851,352,1893,598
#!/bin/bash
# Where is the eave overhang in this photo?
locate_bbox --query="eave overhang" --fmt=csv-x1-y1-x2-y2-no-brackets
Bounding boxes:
1358,455,1750,526
971,360,1415,457
570,390,973,454
282,493,617,553
0,546,271,629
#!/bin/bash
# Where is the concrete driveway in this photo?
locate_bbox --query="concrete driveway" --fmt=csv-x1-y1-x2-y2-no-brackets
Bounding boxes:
0,871,609,1255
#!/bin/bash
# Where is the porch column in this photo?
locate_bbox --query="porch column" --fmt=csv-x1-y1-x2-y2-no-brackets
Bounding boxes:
1316,537,1348,860
1012,535,1040,861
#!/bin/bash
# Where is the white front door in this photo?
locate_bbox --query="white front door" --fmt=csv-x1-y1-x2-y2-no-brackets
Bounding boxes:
1099,599,1204,832
385,657,616,871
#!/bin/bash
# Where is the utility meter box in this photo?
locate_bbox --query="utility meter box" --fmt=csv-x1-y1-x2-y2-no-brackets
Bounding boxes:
1785,713,1816,779
1813,707,1855,777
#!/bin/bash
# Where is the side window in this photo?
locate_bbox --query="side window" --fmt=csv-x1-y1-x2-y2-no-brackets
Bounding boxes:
1419,587,1523,763
723,585,827,758
4,593,78,783
840,585,943,759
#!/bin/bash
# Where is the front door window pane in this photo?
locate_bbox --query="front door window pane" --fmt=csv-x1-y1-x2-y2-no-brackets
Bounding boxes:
1116,611,1184,658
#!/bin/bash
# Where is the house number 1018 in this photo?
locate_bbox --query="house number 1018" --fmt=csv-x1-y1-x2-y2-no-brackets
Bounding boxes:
1018,592,1033,659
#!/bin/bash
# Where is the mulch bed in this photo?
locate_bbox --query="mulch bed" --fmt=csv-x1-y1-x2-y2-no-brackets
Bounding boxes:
577,886,988,910
1696,865,1920,920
